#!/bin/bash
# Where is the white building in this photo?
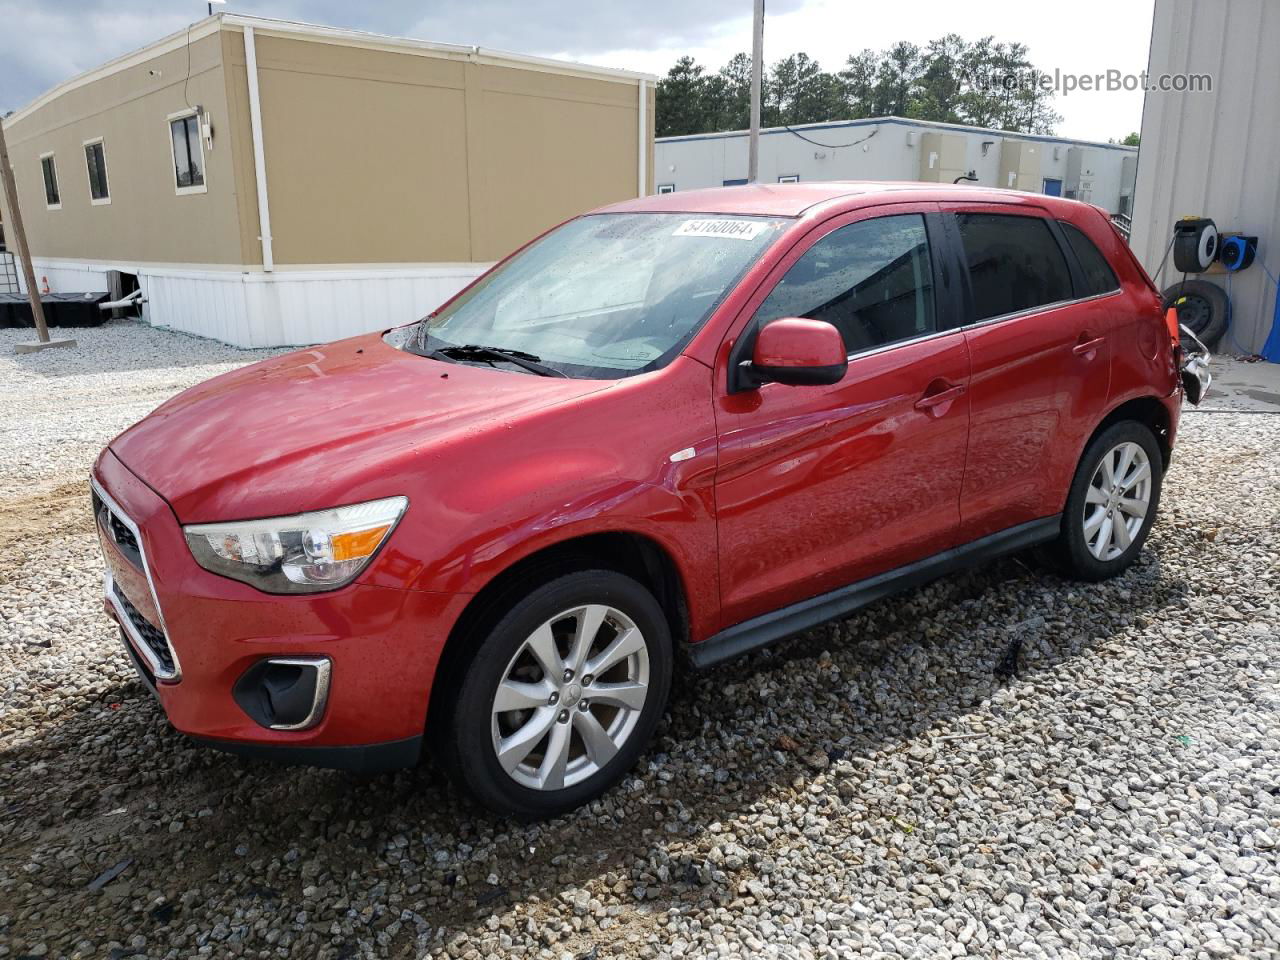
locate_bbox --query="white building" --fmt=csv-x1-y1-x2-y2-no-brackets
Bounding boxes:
1129,0,1280,358
656,116,1138,216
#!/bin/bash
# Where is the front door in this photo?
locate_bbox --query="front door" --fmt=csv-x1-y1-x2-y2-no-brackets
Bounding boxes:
713,205,972,629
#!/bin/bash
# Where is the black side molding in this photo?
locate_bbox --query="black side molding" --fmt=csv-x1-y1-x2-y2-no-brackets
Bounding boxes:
687,515,1062,669
191,734,423,774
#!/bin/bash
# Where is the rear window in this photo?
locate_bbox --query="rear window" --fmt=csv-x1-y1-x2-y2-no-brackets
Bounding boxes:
956,213,1073,322
1059,221,1120,296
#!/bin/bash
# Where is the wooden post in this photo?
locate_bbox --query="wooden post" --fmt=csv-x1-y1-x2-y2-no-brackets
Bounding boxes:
0,116,73,353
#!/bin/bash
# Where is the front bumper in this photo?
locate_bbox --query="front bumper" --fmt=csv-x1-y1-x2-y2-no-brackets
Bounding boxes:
93,449,469,763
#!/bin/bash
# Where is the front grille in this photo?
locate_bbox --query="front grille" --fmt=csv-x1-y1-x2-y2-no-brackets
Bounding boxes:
114,586,176,675
94,478,181,681
119,627,158,692
109,512,139,555
92,489,142,570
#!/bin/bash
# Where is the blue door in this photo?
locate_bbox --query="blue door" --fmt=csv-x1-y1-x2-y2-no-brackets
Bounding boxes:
723,178,748,187
1042,178,1063,197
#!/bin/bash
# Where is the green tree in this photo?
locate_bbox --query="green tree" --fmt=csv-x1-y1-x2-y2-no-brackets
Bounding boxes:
986,41,1035,130
767,53,846,125
1016,69,1063,135
955,36,1005,128
654,35,1066,137
655,56,713,137
1121,132,1140,146
915,34,968,124
839,50,881,119
714,52,753,131
870,42,924,116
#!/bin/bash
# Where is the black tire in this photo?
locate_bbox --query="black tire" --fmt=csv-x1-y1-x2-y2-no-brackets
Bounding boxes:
1162,279,1228,351
437,570,672,819
1042,420,1164,582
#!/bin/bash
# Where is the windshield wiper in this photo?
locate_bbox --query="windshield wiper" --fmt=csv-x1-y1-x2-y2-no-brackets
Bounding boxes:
427,343,567,378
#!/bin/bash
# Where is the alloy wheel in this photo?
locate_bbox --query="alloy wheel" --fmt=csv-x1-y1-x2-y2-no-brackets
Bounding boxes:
1083,441,1152,561
490,604,650,791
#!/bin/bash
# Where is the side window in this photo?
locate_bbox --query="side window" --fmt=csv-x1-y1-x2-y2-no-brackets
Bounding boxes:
755,214,935,355
169,113,206,192
84,139,110,203
955,213,1073,321
1059,221,1120,296
40,154,59,207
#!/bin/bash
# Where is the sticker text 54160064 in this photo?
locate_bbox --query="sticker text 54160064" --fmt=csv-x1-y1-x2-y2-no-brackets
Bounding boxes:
673,219,768,241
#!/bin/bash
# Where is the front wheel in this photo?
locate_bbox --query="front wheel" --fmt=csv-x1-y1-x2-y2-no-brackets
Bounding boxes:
1043,420,1164,581
439,570,672,819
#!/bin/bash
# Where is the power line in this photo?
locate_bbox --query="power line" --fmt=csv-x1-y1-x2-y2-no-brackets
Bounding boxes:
782,124,878,150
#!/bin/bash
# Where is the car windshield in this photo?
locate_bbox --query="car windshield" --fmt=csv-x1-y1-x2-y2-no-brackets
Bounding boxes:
401,212,788,379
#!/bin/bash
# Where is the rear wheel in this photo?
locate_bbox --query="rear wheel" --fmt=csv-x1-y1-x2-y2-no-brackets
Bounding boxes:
1042,420,1163,581
439,570,672,819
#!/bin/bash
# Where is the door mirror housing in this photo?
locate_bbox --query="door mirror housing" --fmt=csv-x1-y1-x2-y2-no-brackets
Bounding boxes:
745,317,848,387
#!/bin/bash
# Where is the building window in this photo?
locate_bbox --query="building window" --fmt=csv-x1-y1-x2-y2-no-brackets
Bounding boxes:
84,138,110,204
657,183,675,194
169,112,206,193
778,174,800,183
40,154,60,209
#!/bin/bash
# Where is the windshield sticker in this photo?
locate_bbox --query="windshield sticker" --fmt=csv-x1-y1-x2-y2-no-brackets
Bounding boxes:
673,219,768,241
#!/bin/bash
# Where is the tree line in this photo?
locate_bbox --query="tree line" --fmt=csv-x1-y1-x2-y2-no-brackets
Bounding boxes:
656,35,1065,138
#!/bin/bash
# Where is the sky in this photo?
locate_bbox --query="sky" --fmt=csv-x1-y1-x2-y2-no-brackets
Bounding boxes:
1,0,1155,142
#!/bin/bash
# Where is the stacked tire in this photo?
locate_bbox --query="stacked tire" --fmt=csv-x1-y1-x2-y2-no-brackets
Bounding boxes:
1161,280,1227,351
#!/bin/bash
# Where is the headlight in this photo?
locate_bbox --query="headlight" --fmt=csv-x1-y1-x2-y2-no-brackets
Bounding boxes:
183,497,408,594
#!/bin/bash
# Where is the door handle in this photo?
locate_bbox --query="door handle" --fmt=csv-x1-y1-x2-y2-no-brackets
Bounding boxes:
1072,335,1106,358
914,381,966,413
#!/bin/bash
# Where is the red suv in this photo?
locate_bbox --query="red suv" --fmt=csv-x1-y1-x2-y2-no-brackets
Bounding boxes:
93,183,1198,818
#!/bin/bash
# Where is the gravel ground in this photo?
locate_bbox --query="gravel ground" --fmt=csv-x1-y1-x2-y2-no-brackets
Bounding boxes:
1,320,1278,960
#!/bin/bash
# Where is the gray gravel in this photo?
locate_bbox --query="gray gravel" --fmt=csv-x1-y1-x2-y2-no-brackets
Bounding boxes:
1,320,1278,960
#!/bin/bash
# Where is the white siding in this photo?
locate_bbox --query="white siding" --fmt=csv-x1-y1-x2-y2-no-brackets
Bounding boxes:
1130,0,1280,355
22,260,488,348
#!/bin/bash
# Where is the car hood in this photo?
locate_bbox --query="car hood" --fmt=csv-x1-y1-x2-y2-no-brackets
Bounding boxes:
109,333,612,522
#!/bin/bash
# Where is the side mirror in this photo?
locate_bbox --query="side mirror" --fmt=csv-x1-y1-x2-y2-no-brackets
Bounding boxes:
747,317,847,387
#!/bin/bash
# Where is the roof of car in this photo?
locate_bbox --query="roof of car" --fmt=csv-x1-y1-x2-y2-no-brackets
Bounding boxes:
597,181,1082,218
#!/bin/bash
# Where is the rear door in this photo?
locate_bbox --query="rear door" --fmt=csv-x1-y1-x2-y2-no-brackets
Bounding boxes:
941,203,1113,541
713,203,972,628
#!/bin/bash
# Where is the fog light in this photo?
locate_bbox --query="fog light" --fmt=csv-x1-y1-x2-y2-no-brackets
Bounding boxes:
233,657,331,731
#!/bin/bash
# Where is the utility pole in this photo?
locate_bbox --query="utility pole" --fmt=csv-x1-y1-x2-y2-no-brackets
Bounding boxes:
747,0,764,183
0,116,74,354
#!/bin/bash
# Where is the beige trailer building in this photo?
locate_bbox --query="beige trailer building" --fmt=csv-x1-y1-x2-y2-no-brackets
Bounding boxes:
0,14,656,347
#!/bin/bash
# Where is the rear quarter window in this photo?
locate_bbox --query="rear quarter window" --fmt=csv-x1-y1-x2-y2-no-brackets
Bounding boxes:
1059,221,1121,297
955,213,1073,321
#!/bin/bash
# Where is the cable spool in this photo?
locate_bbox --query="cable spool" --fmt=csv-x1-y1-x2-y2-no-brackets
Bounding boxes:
1172,217,1218,273
1219,234,1258,272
